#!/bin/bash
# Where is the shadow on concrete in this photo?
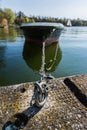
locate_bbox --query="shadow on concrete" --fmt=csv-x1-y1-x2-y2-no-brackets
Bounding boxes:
64,78,87,107
2,87,42,130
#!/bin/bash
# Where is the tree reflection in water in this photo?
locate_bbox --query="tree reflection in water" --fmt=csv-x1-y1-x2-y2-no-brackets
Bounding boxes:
0,44,6,69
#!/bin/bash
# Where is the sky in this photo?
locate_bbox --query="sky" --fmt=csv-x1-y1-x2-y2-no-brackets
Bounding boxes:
0,0,87,19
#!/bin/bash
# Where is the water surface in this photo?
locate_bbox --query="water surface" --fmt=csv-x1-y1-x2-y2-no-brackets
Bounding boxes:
0,27,87,86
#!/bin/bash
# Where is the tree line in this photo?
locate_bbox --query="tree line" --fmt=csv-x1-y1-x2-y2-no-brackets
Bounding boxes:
0,8,87,26
0,8,15,25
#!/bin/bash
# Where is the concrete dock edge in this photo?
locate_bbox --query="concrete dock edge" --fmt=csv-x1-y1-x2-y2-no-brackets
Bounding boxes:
0,74,87,130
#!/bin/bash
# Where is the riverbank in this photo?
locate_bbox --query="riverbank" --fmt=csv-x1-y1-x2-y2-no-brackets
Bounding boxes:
0,74,87,130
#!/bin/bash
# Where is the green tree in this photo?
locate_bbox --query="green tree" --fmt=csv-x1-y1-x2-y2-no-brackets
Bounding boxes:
29,18,35,23
3,8,15,24
0,9,4,24
15,11,26,25
25,17,29,22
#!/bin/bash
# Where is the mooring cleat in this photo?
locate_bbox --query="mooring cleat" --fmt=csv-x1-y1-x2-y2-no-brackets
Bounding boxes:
34,81,47,93
34,81,48,108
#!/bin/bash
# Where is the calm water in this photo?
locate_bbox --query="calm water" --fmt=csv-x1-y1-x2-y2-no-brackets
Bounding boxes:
0,26,87,86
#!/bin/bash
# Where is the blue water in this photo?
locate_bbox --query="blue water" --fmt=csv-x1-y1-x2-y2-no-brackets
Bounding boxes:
53,26,87,78
0,27,87,86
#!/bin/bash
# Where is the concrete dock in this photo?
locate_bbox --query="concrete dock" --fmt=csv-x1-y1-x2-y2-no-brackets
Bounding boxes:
0,74,87,130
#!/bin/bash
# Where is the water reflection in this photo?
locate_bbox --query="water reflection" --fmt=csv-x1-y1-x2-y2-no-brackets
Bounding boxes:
23,41,62,73
61,26,87,40
0,28,23,42
0,44,6,69
0,28,23,71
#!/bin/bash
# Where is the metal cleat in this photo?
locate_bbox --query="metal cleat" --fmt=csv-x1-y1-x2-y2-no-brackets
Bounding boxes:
34,81,48,107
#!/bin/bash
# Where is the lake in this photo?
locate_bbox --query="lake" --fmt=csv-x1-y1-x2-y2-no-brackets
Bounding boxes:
0,26,87,86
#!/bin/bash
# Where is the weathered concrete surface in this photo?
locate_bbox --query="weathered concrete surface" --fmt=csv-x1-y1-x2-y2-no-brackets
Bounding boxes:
0,74,87,130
